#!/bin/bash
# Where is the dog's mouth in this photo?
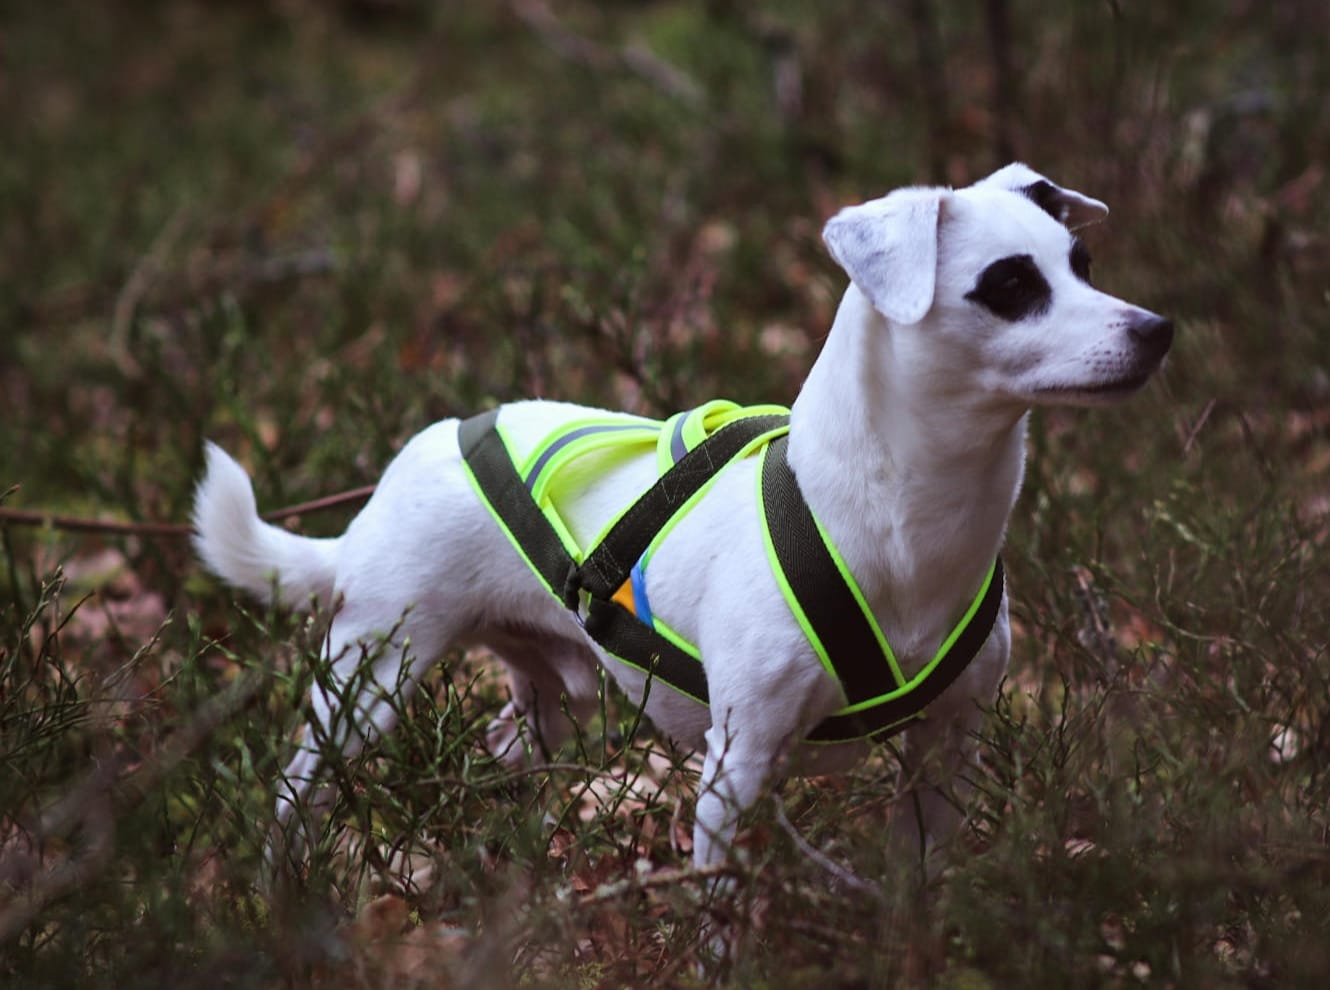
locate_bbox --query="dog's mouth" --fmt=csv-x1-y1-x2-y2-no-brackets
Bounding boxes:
1033,372,1155,403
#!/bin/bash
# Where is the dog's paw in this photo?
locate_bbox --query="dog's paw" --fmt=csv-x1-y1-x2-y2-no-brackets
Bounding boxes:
485,702,533,769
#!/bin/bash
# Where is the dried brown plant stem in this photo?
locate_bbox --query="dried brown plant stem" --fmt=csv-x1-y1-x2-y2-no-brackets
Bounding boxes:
0,485,378,539
0,672,267,942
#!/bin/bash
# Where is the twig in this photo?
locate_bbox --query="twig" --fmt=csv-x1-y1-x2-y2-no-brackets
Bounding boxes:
0,484,377,539
110,205,191,356
0,509,194,538
0,672,267,942
419,760,656,791
621,41,705,107
260,484,379,523
772,792,886,904
510,0,703,108
1236,409,1277,485
24,34,411,331
142,249,340,322
1072,565,1118,677
27,247,338,331
0,790,115,947
1180,397,1218,456
575,862,737,907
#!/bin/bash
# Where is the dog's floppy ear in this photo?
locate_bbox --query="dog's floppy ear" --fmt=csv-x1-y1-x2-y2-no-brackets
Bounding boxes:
822,187,941,325
975,162,1109,230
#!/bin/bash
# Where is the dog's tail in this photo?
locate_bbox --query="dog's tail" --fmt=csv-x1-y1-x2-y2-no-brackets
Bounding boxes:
192,442,340,612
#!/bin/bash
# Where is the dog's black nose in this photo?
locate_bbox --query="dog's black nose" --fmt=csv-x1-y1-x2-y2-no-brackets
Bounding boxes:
1128,314,1174,360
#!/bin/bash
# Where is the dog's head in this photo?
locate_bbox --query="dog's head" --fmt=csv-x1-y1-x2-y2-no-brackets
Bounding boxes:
822,164,1173,406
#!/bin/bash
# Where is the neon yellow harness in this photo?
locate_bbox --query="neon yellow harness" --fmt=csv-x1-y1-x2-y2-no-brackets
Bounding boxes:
459,400,1003,743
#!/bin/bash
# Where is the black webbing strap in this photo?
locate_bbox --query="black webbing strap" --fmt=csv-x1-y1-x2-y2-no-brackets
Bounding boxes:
761,434,894,708
806,557,1003,742
459,409,579,606
576,413,790,600
461,407,1004,745
575,412,789,704
459,408,786,703
760,434,1006,742
583,598,710,703
803,556,1000,745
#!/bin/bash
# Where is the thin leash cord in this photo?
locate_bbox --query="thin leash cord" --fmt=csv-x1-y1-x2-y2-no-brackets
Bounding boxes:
0,485,378,538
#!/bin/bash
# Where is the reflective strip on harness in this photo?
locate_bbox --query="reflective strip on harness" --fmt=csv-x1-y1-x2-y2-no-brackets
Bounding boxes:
459,409,579,604
459,405,1003,744
759,432,1005,741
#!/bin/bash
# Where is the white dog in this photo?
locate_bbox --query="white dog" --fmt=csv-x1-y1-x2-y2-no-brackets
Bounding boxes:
193,163,1172,875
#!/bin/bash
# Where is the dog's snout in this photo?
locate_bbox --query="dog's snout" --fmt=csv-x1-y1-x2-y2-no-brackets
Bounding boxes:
1128,313,1174,360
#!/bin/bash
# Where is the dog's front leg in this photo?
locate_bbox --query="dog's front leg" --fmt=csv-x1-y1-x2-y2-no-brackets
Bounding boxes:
690,713,789,963
692,720,782,870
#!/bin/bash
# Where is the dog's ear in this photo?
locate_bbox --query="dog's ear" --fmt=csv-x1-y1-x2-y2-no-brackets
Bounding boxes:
822,187,941,325
975,162,1109,230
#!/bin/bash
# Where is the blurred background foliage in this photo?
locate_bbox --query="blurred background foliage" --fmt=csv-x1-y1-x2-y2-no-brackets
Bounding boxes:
1,1,1328,987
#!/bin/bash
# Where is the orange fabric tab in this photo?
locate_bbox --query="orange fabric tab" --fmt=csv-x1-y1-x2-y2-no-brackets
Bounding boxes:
611,579,636,616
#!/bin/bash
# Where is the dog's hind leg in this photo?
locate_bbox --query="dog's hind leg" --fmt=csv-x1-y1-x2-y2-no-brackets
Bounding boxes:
269,600,460,866
892,711,979,864
892,605,1012,865
891,673,1003,866
481,630,601,768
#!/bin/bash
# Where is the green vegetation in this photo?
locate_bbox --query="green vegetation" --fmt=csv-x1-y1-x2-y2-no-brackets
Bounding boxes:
2,2,1328,986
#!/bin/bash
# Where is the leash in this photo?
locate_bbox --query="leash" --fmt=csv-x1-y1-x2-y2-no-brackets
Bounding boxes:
459,406,1003,744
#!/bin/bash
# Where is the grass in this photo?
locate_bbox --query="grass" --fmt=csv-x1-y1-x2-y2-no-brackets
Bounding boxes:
2,1,1329,986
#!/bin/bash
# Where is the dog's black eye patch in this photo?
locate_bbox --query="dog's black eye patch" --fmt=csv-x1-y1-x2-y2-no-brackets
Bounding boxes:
1021,180,1065,223
1070,238,1092,284
965,254,1051,321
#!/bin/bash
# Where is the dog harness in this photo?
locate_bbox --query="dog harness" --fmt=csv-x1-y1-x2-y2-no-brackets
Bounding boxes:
459,400,1004,743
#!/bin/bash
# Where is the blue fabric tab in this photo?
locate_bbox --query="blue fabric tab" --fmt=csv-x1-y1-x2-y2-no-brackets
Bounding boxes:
629,558,653,628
